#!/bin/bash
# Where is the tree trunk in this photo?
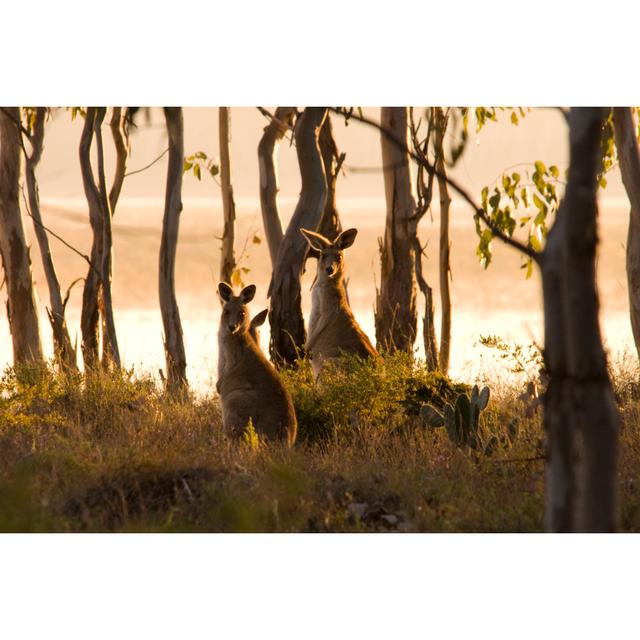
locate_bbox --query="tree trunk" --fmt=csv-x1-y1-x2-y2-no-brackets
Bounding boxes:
79,107,103,369
318,114,344,242
435,107,452,374
24,107,76,370
612,107,640,362
109,107,129,213
159,107,187,394
269,107,327,366
375,107,418,354
0,107,43,367
541,210,576,532
258,107,296,267
219,107,236,284
94,108,120,368
562,107,619,532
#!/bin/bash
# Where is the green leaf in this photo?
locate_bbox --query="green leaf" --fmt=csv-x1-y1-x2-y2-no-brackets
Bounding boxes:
193,164,202,181
599,176,607,189
209,164,220,177
534,160,547,175
183,160,193,172
549,165,559,179
533,193,546,212
510,111,518,125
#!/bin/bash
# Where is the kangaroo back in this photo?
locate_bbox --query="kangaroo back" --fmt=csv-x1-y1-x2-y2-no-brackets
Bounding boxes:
300,228,378,376
217,283,297,445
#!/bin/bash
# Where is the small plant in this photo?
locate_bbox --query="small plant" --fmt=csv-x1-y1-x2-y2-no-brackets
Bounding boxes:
421,384,496,454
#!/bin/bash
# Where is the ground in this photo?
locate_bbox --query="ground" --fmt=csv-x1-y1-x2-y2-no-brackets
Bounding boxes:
0,351,638,533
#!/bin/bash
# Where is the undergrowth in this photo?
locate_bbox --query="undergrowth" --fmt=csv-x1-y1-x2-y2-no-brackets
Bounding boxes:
0,351,638,533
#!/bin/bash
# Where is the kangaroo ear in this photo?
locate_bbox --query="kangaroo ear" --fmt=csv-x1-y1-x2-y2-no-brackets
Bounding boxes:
250,308,268,328
240,284,256,303
335,228,358,250
300,228,330,252
218,282,233,303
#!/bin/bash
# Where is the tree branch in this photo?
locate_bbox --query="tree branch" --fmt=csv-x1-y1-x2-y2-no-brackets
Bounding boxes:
329,107,539,263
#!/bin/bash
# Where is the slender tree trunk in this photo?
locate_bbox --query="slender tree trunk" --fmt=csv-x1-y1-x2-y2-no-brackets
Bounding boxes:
269,107,327,365
612,107,640,362
94,108,120,368
0,107,43,367
79,108,103,369
24,107,76,370
541,210,576,532
435,107,452,374
318,114,344,242
562,107,619,532
109,107,129,213
375,107,418,354
219,107,236,284
159,107,187,394
258,107,296,267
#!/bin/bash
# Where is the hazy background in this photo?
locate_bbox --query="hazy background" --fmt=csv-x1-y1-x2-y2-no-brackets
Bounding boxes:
2,107,632,390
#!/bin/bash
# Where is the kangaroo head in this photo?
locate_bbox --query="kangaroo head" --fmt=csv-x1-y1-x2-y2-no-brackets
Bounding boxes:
249,308,268,343
218,282,256,336
300,228,358,282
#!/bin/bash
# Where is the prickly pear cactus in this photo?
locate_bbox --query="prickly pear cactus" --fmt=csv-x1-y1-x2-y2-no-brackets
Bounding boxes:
420,383,492,452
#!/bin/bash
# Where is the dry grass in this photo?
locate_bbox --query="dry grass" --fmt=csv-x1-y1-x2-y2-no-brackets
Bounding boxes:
0,351,638,533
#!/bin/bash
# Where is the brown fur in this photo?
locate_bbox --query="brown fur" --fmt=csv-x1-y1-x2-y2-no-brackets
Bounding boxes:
217,284,297,446
301,228,378,377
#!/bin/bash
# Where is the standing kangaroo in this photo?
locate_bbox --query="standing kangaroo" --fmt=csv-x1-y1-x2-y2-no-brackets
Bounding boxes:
217,283,297,446
300,228,378,377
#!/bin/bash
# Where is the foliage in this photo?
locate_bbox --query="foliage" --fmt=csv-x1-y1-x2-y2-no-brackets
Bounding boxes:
183,150,219,181
280,352,468,442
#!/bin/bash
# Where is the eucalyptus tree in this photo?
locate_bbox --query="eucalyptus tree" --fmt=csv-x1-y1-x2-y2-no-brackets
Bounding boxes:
268,107,328,365
375,107,418,354
219,107,236,284
22,107,76,369
0,107,43,367
159,107,188,394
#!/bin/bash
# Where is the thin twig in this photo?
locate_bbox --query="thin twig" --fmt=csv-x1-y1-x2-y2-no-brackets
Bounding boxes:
21,185,98,276
124,147,169,177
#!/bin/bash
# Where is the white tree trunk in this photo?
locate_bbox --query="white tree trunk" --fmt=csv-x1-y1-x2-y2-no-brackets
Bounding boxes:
0,107,43,366
159,107,187,393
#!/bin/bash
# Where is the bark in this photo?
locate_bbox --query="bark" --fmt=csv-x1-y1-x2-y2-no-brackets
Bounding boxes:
318,114,344,242
218,107,236,284
435,108,452,374
0,107,43,366
541,210,575,532
269,107,328,365
94,108,120,368
24,107,76,370
612,107,640,361
258,107,296,267
159,107,187,393
375,107,418,353
562,107,619,532
108,107,129,213
79,108,103,369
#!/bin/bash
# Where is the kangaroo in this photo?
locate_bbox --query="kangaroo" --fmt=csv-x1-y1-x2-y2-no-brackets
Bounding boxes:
249,308,268,345
216,283,297,446
300,227,378,377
